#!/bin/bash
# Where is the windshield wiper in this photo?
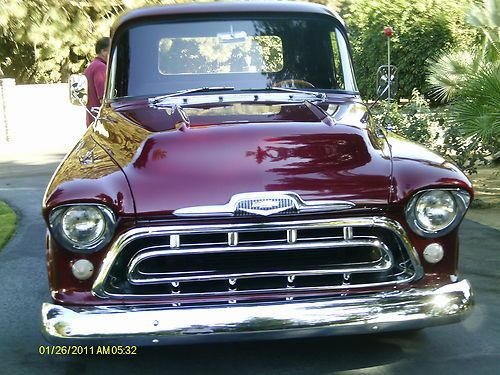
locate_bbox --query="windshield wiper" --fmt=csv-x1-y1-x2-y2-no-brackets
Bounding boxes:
149,87,234,106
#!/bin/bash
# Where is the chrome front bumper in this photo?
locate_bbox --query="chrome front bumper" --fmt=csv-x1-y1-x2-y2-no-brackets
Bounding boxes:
42,280,473,345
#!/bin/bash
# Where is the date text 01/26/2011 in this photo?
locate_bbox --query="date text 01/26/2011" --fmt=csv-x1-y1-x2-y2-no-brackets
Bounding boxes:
38,345,137,355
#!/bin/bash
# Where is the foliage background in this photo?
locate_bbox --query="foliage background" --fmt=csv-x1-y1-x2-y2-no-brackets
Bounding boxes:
343,0,479,99
373,91,494,174
0,0,213,83
0,0,480,93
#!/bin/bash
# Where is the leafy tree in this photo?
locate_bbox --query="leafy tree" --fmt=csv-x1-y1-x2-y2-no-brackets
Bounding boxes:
343,0,478,99
0,0,122,82
0,0,210,83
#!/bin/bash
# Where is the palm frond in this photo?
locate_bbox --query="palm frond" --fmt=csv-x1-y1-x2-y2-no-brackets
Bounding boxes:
427,51,479,102
451,63,500,145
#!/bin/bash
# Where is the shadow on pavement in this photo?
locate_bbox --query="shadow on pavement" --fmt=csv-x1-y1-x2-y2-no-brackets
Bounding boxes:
0,153,65,180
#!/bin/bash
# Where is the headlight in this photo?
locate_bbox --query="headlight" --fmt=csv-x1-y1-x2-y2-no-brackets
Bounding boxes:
49,204,116,252
406,189,470,237
62,206,106,244
415,190,456,231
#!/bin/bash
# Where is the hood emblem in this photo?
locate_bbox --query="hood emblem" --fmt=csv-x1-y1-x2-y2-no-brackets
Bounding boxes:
174,192,355,217
237,197,297,216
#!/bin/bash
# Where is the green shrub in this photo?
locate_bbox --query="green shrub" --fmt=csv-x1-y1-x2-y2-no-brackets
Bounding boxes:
374,90,434,145
373,90,492,174
434,118,492,174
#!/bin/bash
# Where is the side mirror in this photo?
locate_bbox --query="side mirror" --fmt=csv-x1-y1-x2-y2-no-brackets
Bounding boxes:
69,74,88,106
376,65,398,99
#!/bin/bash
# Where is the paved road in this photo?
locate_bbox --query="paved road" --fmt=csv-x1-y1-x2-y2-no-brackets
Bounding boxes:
0,155,499,375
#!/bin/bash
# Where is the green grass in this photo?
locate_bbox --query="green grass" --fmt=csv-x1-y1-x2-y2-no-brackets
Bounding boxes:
0,200,16,250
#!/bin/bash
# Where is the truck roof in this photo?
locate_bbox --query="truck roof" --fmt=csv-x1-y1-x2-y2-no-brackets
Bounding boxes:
112,1,344,34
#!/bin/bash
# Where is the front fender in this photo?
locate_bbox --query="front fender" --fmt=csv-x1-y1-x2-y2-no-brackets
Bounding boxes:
42,131,136,220
388,134,473,204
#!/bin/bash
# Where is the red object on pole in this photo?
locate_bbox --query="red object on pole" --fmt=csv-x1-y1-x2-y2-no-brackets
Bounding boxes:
383,26,393,37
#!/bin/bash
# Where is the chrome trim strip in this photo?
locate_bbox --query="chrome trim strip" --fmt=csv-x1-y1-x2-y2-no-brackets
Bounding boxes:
127,238,393,284
92,217,423,299
43,280,473,345
173,191,355,217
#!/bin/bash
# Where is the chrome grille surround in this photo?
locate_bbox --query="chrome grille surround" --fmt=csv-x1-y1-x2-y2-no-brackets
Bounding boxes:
173,191,355,217
92,217,423,300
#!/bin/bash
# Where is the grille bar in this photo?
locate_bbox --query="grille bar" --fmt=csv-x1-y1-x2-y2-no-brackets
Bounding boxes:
127,238,394,284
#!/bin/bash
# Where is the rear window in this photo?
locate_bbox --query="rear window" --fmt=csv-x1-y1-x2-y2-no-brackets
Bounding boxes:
158,35,283,74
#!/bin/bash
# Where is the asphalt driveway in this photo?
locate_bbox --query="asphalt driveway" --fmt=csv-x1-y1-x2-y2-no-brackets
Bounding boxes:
0,154,499,375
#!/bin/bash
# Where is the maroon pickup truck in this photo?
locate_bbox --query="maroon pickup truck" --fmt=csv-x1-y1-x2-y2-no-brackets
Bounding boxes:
42,1,473,345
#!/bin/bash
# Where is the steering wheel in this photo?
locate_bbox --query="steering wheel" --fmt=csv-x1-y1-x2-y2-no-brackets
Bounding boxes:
274,79,315,89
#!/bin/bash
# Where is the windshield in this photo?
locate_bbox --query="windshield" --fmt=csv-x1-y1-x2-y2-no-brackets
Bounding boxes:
108,14,357,99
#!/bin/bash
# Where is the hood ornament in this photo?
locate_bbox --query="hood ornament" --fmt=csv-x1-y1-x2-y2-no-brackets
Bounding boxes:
173,192,355,217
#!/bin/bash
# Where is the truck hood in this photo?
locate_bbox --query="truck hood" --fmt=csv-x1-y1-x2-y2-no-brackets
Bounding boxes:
93,100,391,217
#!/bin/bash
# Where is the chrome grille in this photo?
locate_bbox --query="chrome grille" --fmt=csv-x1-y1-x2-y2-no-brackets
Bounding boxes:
93,217,422,301
128,238,393,284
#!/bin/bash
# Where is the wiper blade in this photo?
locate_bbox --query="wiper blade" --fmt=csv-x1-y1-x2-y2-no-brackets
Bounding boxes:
149,87,234,106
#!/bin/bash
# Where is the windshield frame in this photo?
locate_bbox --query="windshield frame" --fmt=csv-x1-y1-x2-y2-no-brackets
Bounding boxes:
106,12,359,102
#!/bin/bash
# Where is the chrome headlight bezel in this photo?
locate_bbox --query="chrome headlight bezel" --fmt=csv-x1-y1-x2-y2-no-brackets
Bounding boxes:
405,189,471,237
48,204,116,252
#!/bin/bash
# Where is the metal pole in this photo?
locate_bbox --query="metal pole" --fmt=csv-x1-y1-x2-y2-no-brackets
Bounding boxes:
387,37,391,102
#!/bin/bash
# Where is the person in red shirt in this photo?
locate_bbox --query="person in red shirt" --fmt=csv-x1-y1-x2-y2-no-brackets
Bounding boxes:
84,37,110,127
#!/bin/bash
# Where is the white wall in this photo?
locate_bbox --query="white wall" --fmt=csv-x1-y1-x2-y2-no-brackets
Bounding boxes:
0,80,86,154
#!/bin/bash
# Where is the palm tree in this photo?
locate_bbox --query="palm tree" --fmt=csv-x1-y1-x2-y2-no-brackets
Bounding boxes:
452,64,500,146
427,50,483,102
427,0,500,159
468,0,500,57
